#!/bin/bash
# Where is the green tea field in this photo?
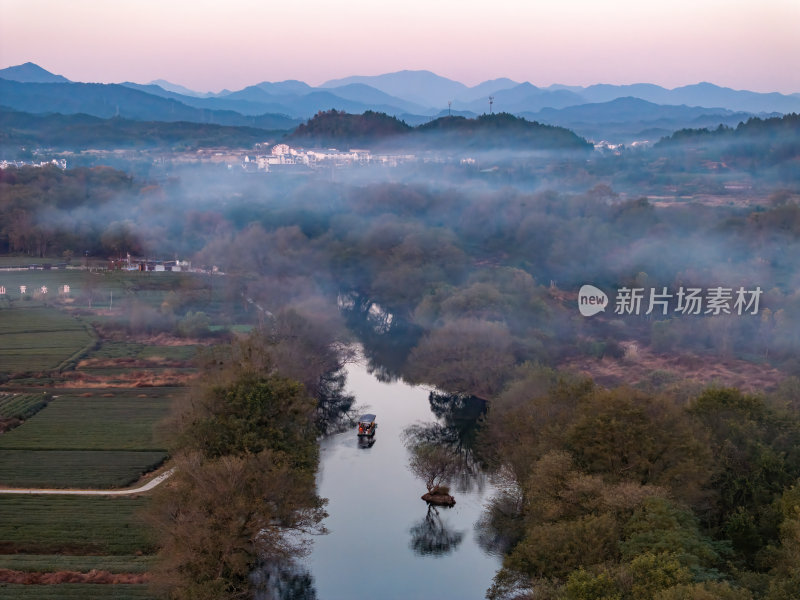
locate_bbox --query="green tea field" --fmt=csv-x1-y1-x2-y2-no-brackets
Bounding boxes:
0,585,154,600
0,495,155,555
0,393,171,451
0,267,211,596
0,307,95,374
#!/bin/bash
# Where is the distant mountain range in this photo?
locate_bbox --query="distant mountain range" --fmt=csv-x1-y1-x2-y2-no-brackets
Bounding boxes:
520,97,763,143
1,62,799,143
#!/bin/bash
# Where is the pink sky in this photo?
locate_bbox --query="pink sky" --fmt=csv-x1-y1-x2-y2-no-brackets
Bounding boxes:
1,0,798,93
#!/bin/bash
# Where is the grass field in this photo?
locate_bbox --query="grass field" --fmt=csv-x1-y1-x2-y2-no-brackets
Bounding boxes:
0,307,95,374
0,585,155,600
0,495,155,555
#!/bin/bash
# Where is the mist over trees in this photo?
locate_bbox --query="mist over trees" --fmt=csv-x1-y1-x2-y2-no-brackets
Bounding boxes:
3,126,800,380
2,109,799,598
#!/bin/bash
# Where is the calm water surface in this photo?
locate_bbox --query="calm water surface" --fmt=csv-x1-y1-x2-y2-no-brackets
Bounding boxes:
307,360,500,600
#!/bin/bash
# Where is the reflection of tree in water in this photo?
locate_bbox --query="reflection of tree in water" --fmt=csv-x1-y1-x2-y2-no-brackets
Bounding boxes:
406,392,488,492
474,475,524,557
409,504,465,557
252,559,317,600
316,367,356,435
340,291,423,383
429,391,486,447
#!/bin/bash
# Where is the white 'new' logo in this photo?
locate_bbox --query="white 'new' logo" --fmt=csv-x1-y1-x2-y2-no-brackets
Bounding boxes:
578,284,608,317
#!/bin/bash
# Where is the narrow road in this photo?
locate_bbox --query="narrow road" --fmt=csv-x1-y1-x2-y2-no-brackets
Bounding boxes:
0,468,175,495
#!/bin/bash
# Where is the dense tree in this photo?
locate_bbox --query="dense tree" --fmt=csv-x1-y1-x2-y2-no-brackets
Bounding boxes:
405,437,460,494
406,318,515,398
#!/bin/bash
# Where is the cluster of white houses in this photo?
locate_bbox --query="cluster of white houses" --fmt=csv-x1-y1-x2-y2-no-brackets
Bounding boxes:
245,144,416,171
0,158,68,170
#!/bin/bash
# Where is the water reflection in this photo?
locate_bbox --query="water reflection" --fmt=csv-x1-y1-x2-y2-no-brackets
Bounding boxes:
409,505,465,556
308,359,500,600
316,367,357,435
340,291,423,383
405,392,489,493
252,559,317,600
357,436,376,449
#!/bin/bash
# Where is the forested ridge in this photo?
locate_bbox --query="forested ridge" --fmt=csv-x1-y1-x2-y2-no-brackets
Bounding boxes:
0,108,285,150
289,109,593,150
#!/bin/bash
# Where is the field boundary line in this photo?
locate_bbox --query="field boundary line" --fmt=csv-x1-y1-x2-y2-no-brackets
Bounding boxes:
55,316,100,372
0,467,174,495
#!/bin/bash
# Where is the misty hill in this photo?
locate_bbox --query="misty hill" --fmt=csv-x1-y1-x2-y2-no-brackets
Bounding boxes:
400,109,479,127
0,108,285,151
287,110,591,151
659,113,800,144
414,112,592,150
520,97,760,143
0,79,300,130
655,113,800,170
288,110,412,147
0,62,70,84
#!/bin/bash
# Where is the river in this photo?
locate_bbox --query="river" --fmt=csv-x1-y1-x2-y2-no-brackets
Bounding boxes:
306,358,501,600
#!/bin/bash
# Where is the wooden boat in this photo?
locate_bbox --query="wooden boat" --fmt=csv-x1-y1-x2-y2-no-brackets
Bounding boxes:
357,413,377,437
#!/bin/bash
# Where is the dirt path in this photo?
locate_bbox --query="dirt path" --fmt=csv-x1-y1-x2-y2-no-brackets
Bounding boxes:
0,467,174,495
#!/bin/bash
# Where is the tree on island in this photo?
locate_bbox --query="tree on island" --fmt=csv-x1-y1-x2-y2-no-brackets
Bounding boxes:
404,427,460,506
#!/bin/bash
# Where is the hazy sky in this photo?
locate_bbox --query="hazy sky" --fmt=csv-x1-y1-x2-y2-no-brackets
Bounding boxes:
1,0,798,93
